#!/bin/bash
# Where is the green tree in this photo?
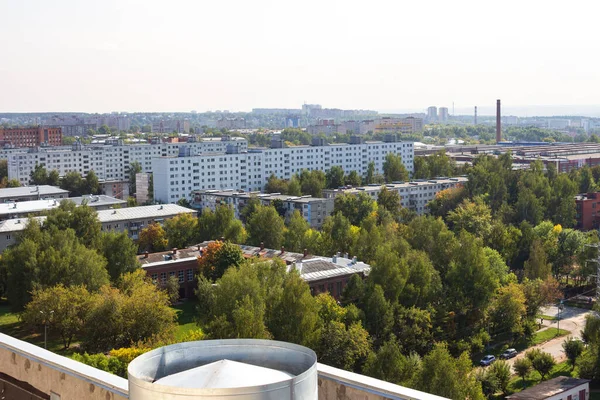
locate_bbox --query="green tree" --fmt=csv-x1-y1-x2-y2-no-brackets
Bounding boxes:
317,321,371,372
0,159,7,180
364,336,413,385
44,200,102,247
562,337,585,370
383,153,409,182
47,169,60,186
326,165,345,189
246,205,285,249
345,170,362,187
489,283,527,338
30,164,49,185
488,360,511,395
97,231,139,282
22,285,91,349
164,213,198,249
287,177,302,196
239,196,260,223
60,171,84,196
198,205,246,243
377,186,402,218
128,161,142,197
333,192,377,226
320,212,357,255
524,240,551,280
447,196,492,238
138,223,168,252
197,241,245,281
165,275,180,304
513,357,532,384
297,170,326,197
83,170,100,194
366,161,375,184
526,349,555,380
413,343,485,400
283,210,310,252
264,174,288,194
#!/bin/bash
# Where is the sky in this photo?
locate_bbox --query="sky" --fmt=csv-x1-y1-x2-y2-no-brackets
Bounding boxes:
0,0,599,115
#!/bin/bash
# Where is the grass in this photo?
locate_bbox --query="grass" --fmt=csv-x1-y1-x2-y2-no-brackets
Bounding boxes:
537,314,558,321
507,361,573,394
171,300,201,340
530,328,570,346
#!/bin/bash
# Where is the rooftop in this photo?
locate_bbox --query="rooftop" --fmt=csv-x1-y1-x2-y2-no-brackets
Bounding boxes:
194,190,328,203
0,195,125,217
291,257,371,282
0,185,68,200
506,376,590,400
96,204,196,223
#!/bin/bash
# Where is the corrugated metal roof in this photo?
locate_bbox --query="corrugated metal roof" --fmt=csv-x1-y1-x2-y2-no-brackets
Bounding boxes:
0,185,68,199
96,204,196,222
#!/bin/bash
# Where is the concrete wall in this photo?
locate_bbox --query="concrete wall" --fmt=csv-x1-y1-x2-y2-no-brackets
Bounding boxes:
317,363,448,400
0,333,128,400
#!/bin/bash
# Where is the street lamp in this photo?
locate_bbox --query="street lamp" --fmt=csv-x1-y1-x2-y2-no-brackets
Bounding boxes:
40,310,54,349
557,300,563,336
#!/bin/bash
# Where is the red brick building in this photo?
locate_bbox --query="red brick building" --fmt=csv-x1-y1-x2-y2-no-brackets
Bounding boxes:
139,242,371,301
576,192,600,231
0,126,62,147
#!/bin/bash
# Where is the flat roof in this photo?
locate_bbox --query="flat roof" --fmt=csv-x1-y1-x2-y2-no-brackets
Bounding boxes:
323,177,467,194
506,376,589,400
0,195,125,216
96,204,196,223
196,190,328,202
0,185,68,200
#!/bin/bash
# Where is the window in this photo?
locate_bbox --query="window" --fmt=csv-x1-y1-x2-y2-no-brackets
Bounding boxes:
169,271,175,278
178,270,184,283
160,272,167,284
151,273,158,284
187,269,194,281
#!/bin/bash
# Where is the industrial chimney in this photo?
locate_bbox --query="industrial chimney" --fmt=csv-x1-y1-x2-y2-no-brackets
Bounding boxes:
474,106,478,125
496,99,502,143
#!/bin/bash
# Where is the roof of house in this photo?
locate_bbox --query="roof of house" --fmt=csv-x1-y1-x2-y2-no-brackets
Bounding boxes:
0,195,125,217
0,185,68,199
506,377,590,400
290,257,371,282
138,245,202,267
96,204,196,223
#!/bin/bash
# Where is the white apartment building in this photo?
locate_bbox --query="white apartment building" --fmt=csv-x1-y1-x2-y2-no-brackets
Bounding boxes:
6,137,247,185
322,177,467,214
152,140,414,204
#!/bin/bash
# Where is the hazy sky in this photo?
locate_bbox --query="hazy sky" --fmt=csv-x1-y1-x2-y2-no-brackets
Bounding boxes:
1,0,598,114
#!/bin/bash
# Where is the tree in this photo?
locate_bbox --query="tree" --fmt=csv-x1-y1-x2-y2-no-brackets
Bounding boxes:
264,174,288,194
283,210,310,253
240,196,260,223
513,357,532,384
364,336,414,385
246,205,285,249
317,321,371,372
138,223,168,252
320,212,357,255
522,278,561,318
128,161,142,198
296,169,326,197
489,283,527,338
47,169,60,186
377,186,402,218
447,196,493,238
326,166,345,189
383,153,409,182
83,170,100,194
413,343,485,400
165,275,180,305
176,197,192,208
60,171,84,196
366,161,375,184
97,231,139,282
164,213,198,249
345,170,362,187
526,349,555,380
524,240,552,280
562,337,585,370
30,164,49,185
22,285,91,349
198,205,246,243
197,241,245,281
488,360,511,395
44,200,102,247
0,159,7,180
333,192,377,226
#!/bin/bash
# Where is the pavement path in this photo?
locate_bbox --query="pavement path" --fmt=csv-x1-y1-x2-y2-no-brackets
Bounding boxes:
484,305,594,371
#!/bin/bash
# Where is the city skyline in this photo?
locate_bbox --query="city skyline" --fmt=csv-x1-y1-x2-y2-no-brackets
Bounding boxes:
1,0,599,114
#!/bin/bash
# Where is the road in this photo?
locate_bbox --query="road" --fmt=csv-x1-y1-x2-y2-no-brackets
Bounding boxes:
494,305,593,371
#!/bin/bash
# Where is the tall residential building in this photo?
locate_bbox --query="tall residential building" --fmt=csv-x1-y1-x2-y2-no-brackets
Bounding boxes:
427,106,438,122
0,126,62,147
7,137,247,185
373,117,423,135
152,139,414,203
152,119,190,133
438,107,449,122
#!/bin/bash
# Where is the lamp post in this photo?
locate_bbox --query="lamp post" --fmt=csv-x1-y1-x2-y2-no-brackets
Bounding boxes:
557,300,563,336
40,310,54,349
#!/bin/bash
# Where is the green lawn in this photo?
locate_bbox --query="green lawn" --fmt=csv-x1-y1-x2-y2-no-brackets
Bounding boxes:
537,314,558,321
531,328,570,346
172,300,201,340
507,361,573,394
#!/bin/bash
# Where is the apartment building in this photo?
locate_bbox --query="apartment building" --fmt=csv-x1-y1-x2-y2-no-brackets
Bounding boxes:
0,203,195,251
0,126,62,147
322,177,467,214
7,137,247,185
374,117,424,135
152,140,414,204
0,185,68,203
193,190,334,228
0,195,126,221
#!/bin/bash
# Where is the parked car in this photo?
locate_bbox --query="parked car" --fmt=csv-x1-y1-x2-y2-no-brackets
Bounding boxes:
480,355,496,366
500,348,518,359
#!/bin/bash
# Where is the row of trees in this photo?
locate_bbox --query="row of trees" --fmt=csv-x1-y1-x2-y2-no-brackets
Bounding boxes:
30,164,101,196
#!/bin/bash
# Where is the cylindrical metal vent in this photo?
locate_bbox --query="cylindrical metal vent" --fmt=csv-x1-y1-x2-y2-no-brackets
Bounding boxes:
128,339,318,400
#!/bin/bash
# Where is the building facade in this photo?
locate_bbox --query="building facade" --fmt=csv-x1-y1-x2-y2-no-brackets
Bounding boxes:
193,190,334,228
7,137,247,185
152,140,414,203
323,177,467,214
0,126,62,147
374,117,424,135
575,192,600,231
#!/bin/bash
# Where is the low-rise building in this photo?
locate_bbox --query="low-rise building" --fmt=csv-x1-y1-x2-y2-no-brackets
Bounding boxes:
193,190,334,228
322,177,467,214
98,180,129,200
0,195,126,221
0,185,68,203
506,376,589,400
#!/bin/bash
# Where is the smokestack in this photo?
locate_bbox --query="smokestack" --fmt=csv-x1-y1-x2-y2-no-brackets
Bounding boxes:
474,106,478,125
496,99,501,143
